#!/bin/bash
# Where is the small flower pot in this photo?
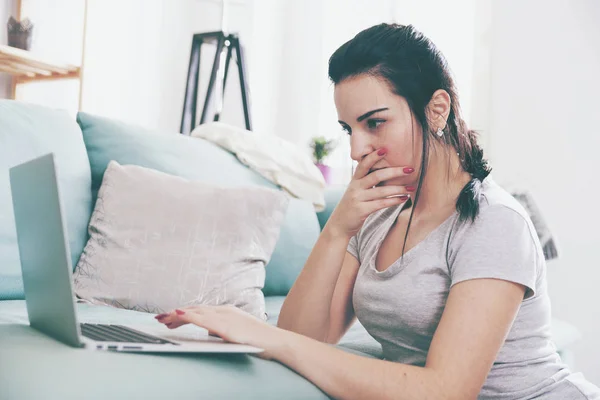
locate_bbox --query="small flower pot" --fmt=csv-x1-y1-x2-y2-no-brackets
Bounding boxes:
7,17,33,51
8,31,32,50
316,163,331,184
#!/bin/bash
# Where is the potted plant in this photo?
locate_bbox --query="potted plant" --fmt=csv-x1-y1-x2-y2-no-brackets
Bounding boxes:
310,136,337,183
7,17,34,50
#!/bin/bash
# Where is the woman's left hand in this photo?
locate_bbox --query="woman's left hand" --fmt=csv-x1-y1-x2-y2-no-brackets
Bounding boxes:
154,305,285,360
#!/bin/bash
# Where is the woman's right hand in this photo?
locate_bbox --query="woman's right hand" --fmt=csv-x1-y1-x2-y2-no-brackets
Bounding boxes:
325,148,414,239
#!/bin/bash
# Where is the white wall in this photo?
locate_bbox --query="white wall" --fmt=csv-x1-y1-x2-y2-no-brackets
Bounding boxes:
2,0,255,130
82,0,258,133
9,0,85,115
488,0,600,383
0,0,16,98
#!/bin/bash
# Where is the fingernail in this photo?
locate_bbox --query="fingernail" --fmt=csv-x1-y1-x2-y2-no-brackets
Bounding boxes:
403,167,414,174
399,195,409,201
175,309,185,315
377,148,387,156
155,314,167,319
406,186,415,192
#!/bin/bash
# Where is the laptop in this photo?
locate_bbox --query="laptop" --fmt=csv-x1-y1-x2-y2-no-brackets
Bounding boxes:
9,153,263,354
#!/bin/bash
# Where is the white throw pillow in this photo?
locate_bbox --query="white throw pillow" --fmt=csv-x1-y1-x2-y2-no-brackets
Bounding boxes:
73,161,289,319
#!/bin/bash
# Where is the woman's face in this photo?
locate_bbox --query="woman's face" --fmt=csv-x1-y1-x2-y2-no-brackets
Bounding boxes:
334,74,421,186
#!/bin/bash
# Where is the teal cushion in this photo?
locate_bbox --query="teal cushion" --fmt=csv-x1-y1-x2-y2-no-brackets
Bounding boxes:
76,113,319,296
316,186,346,230
0,299,377,399
76,113,273,202
0,101,92,300
264,200,319,296
0,300,330,400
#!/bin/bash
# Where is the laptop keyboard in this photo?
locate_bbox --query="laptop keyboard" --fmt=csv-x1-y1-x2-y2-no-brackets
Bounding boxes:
80,323,178,345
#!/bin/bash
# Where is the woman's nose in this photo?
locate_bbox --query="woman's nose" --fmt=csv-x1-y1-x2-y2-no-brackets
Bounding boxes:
350,134,374,162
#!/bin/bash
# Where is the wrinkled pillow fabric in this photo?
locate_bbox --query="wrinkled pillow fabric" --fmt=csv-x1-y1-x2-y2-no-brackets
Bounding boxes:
73,161,289,319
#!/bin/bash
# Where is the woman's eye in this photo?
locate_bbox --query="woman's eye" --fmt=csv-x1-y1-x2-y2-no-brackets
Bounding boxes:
367,119,385,130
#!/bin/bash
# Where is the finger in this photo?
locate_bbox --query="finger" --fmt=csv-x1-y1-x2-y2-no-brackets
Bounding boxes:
176,311,232,341
173,309,211,330
353,148,388,180
165,321,187,329
362,195,409,214
361,167,412,189
359,185,410,202
155,309,189,325
155,313,175,324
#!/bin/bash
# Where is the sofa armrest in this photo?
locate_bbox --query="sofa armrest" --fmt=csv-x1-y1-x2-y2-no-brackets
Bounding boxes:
316,186,347,230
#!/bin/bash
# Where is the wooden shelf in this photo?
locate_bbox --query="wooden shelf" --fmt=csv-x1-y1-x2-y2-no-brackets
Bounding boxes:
0,44,80,84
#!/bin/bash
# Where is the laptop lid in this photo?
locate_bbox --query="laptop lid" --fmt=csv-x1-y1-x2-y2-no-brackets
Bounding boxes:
9,153,83,347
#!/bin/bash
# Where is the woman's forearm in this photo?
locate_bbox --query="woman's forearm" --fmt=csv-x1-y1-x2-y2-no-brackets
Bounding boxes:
272,330,449,400
277,224,350,341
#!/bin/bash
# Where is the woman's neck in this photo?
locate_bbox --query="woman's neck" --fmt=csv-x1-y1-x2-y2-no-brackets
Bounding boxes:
410,145,472,216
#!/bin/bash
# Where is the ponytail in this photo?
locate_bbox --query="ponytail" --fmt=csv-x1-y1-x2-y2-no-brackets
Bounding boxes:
456,130,492,222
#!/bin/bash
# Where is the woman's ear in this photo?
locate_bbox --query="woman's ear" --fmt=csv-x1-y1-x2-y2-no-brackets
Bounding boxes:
427,89,451,130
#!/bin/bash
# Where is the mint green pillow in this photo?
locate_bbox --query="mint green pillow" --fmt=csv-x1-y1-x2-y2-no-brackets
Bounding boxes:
316,186,346,230
0,101,92,300
77,113,319,296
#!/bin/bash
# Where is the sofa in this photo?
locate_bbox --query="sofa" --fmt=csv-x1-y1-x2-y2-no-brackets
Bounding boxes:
0,100,581,399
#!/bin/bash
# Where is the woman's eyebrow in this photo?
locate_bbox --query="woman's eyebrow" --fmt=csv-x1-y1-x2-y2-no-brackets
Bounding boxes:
356,107,389,122
338,107,389,126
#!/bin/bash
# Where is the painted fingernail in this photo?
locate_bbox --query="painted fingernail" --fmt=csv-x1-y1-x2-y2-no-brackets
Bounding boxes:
377,148,387,156
155,314,167,319
403,167,414,174
406,186,416,192
399,195,409,201
175,309,185,315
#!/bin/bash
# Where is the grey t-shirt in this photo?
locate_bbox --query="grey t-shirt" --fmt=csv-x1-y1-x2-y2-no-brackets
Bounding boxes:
348,176,599,399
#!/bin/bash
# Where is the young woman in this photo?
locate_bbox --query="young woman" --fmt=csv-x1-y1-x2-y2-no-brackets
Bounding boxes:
156,23,600,399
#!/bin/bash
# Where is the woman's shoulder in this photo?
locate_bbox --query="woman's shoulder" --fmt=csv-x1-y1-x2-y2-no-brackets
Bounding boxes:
448,176,546,298
451,176,542,251
478,175,531,220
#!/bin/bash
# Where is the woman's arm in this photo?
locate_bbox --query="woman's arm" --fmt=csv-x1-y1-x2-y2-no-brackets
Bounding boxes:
324,250,360,344
277,225,357,342
274,278,526,400
278,148,410,342
158,277,525,400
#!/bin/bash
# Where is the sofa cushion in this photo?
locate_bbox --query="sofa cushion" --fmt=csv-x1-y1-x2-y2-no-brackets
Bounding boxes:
74,161,289,317
264,200,319,296
316,186,346,230
0,300,331,400
76,112,319,297
0,101,92,300
0,298,379,400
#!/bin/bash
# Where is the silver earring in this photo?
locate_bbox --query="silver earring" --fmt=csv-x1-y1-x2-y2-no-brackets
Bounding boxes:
436,128,444,137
